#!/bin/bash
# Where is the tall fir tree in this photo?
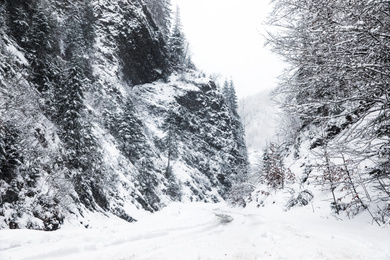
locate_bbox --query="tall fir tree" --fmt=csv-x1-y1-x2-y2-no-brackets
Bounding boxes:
222,78,239,117
118,99,147,164
222,79,230,103
161,108,180,177
228,79,238,115
52,2,105,209
221,78,249,196
168,5,187,70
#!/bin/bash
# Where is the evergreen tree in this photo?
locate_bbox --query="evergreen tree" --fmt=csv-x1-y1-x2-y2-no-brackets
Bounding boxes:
222,79,230,103
168,5,188,70
28,3,57,59
5,1,60,93
55,2,96,163
221,78,249,189
52,3,104,209
161,108,180,177
54,61,105,209
5,0,31,48
117,99,147,164
228,79,238,115
63,3,94,79
55,65,90,170
222,78,239,116
0,125,22,184
135,156,160,212
161,109,183,202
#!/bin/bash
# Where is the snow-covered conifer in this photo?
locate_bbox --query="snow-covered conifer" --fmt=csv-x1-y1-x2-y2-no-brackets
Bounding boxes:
168,5,188,70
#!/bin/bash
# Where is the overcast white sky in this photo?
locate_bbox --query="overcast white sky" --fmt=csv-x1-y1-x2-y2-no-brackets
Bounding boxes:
170,0,286,98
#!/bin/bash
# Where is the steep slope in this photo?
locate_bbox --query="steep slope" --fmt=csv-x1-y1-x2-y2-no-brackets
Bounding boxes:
254,0,390,224
248,103,390,224
0,0,248,230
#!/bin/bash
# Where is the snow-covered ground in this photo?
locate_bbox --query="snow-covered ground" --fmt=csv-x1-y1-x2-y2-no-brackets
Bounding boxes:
1,202,389,260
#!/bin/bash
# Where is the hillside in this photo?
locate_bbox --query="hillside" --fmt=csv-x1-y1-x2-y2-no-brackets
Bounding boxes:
0,0,247,230
249,0,390,225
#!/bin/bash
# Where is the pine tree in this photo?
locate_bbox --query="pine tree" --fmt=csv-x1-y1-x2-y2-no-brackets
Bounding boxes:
55,2,96,166
135,156,160,212
28,3,56,59
219,78,250,202
55,66,87,169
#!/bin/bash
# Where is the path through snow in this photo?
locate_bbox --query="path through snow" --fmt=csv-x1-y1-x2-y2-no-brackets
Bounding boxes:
0,203,389,260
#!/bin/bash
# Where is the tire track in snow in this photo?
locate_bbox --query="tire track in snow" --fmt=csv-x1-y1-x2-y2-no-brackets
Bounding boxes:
1,203,389,260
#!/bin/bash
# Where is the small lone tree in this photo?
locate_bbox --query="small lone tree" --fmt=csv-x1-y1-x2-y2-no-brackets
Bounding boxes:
161,108,180,177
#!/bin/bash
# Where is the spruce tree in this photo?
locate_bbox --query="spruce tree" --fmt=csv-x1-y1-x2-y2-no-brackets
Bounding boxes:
160,108,182,201
0,125,22,184
52,3,104,209
222,79,230,103
161,108,180,177
5,0,30,48
222,78,239,117
168,5,187,70
118,99,147,164
228,79,238,115
5,1,59,93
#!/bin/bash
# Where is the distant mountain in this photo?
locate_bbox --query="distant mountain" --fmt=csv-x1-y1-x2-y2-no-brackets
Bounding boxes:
238,90,280,152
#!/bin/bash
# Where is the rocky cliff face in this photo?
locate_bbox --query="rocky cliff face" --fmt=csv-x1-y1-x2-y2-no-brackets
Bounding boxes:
0,0,247,230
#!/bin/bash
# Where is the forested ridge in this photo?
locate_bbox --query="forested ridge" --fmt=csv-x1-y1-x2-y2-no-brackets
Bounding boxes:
0,0,248,230
252,0,390,224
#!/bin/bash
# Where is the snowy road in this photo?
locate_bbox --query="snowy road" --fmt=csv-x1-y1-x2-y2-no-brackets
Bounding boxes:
1,203,389,260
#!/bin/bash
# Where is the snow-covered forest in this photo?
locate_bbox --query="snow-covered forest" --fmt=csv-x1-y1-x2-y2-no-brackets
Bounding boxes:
0,0,248,230
261,0,390,224
0,0,389,259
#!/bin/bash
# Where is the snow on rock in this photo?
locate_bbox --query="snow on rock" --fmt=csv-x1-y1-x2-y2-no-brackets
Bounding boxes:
0,0,247,229
5,44,28,66
0,203,388,260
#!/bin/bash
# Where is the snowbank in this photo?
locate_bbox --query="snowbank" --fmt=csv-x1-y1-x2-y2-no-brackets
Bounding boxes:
1,203,388,260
